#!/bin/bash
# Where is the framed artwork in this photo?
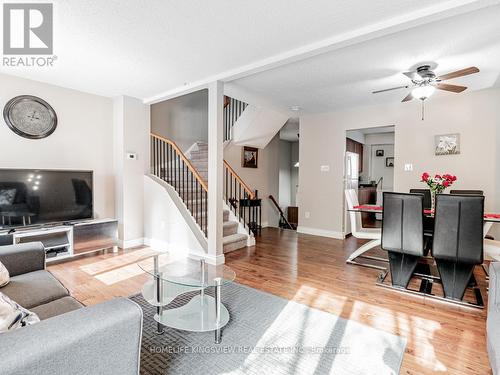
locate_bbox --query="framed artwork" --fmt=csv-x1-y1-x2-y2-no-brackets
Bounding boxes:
435,133,460,156
375,149,384,157
242,146,258,168
385,157,394,167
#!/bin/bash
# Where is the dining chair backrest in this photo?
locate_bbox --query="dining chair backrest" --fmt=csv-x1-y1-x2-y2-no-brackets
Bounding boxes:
450,190,483,196
345,189,363,235
409,189,431,210
432,194,484,264
381,192,424,256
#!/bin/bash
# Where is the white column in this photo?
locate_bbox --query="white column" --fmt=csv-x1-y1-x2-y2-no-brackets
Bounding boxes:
207,81,224,264
113,96,150,249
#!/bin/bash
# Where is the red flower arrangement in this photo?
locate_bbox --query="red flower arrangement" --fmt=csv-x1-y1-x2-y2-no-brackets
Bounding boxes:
421,172,457,194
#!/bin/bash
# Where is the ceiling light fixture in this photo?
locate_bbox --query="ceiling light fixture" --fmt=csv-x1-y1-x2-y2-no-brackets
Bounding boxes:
411,85,435,100
290,106,301,112
411,84,435,121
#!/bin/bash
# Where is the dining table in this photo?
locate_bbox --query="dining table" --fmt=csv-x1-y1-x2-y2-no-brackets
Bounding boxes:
345,204,500,270
350,205,500,223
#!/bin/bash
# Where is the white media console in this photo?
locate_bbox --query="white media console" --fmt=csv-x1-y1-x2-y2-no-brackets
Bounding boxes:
0,218,118,263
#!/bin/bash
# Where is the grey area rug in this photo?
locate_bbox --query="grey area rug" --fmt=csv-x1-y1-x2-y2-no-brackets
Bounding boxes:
130,283,406,375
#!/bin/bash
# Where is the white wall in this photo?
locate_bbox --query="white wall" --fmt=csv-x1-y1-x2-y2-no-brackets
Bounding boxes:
0,73,115,219
279,140,292,207
291,142,299,206
151,90,208,152
224,135,280,227
360,133,395,190
144,176,205,255
113,96,149,247
299,88,500,238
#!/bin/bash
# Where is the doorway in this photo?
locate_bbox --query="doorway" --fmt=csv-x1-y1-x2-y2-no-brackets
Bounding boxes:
344,125,395,234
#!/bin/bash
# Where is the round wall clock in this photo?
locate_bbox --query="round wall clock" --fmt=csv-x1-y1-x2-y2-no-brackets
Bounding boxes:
3,95,58,139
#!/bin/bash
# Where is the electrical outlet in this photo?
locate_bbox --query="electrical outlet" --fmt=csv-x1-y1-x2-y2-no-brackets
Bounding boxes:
404,163,413,171
305,211,310,219
320,165,330,172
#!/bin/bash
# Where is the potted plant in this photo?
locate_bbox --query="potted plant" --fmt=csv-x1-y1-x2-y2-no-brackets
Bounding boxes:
421,172,457,211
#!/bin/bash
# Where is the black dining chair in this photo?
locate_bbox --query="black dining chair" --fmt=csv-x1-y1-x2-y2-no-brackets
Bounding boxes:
450,190,483,196
381,192,425,288
409,189,431,209
450,189,493,240
409,188,433,250
432,194,484,301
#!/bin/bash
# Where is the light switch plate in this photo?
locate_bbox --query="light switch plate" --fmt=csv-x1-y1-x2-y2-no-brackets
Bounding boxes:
305,211,310,219
404,163,413,171
320,165,330,172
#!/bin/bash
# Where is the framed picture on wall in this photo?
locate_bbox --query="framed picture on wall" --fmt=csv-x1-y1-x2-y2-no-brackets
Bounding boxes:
242,146,258,168
435,133,460,155
385,157,394,167
376,149,384,157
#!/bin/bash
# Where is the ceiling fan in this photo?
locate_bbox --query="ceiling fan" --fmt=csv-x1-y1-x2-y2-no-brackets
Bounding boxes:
372,65,479,119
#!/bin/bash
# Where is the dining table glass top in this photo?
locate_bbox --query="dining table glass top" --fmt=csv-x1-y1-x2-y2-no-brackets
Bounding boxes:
348,204,500,222
137,252,236,288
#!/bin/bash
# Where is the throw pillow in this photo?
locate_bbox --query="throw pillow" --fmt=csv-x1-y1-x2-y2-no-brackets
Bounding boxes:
0,291,40,333
0,261,9,287
0,189,16,206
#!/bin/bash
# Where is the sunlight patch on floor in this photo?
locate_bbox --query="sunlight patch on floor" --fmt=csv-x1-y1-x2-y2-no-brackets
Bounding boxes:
79,248,155,275
291,284,348,315
94,263,146,285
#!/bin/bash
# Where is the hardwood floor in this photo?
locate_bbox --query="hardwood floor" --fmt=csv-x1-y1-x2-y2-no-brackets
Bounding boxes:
48,228,490,375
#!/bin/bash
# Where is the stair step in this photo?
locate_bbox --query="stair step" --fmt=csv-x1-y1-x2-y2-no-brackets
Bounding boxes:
223,221,239,236
223,233,248,253
186,209,230,222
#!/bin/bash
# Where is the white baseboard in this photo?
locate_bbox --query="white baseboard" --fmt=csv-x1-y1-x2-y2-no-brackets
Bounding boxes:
296,226,345,239
119,237,145,249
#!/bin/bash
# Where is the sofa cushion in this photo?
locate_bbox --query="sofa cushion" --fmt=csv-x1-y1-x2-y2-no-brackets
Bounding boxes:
0,270,69,309
31,296,84,320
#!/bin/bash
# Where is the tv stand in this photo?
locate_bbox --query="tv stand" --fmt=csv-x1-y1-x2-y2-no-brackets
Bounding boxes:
0,219,118,263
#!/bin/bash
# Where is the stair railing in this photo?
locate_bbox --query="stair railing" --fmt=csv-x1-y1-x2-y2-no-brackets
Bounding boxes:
223,160,261,235
223,96,248,142
150,133,208,236
268,195,294,230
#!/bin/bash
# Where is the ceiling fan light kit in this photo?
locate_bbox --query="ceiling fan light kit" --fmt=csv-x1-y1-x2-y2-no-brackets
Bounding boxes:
372,65,479,120
411,85,436,100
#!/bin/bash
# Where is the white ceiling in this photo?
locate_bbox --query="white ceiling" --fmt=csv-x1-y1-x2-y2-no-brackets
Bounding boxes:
232,4,500,113
1,0,497,103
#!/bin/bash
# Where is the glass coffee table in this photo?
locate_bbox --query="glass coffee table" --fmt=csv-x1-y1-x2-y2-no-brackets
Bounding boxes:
137,252,236,343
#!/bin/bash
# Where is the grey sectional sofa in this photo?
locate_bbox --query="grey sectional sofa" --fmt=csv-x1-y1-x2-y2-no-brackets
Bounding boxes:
0,242,143,375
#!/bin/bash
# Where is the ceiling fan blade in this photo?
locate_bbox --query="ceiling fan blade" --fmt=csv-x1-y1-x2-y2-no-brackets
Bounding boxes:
401,93,413,102
372,85,409,94
437,66,479,81
435,83,467,93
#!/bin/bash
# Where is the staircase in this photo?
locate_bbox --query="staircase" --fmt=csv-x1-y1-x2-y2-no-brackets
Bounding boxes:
151,134,254,254
188,141,250,253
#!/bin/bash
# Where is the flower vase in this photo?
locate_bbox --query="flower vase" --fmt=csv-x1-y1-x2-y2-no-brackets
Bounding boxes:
430,190,436,214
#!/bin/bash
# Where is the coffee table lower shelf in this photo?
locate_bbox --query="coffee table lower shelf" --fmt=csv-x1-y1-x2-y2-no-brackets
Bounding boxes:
141,279,230,343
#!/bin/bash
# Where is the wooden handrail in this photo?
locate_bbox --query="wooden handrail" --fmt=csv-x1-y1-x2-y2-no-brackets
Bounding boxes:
224,160,255,199
150,133,208,192
269,195,293,230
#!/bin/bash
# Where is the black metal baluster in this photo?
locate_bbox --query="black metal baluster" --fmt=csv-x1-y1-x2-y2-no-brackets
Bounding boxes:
204,190,208,236
238,185,241,223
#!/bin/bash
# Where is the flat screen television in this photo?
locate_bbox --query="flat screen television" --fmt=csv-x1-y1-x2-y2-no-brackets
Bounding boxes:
0,169,93,228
